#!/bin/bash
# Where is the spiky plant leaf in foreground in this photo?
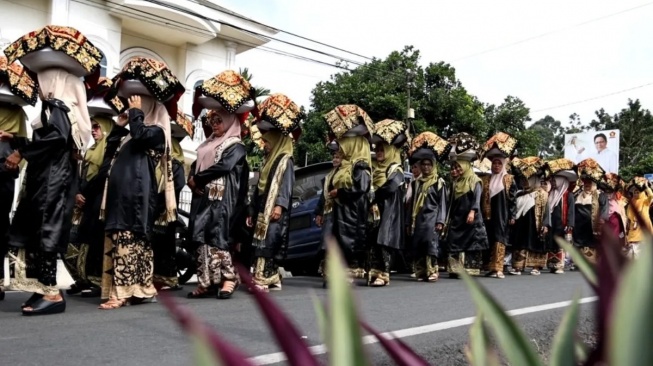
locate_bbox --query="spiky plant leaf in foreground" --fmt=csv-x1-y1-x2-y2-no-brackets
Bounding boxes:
159,295,255,366
361,322,431,366
609,240,653,366
549,294,580,366
325,236,369,366
311,293,329,344
460,271,543,366
236,264,319,366
466,313,500,366
555,238,597,288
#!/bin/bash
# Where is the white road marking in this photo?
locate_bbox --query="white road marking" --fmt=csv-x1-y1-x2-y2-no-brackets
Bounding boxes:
247,296,598,365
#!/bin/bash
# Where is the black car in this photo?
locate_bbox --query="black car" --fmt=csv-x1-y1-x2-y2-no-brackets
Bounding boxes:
284,162,333,274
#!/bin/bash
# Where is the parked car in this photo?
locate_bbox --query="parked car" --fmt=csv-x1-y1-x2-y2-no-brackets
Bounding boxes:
284,162,333,274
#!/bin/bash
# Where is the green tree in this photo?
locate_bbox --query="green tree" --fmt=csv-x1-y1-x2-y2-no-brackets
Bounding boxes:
527,115,564,158
484,96,538,156
239,68,269,171
298,46,492,165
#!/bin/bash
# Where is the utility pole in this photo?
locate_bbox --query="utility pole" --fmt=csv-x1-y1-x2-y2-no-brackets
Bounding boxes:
406,68,415,136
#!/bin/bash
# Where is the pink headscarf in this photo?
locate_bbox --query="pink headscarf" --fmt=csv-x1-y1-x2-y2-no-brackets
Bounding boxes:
195,109,241,173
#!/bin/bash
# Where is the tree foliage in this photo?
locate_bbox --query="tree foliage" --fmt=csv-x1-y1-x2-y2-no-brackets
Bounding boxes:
294,46,653,179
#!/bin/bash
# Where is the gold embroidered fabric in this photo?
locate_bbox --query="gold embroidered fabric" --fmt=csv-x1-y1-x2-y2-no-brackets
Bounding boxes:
93,77,124,114
109,57,185,117
481,132,517,158
534,190,548,230
175,110,194,139
448,132,480,155
544,158,576,178
206,137,241,201
0,56,38,106
480,175,491,219
194,70,252,116
4,25,103,76
408,132,452,162
591,190,601,235
603,173,622,191
374,119,409,146
577,158,605,183
323,104,375,139
627,176,649,191
473,158,492,174
511,156,544,179
254,155,291,243
256,93,304,137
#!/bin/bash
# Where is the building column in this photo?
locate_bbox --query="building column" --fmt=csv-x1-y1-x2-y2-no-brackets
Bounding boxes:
50,0,71,25
225,41,237,69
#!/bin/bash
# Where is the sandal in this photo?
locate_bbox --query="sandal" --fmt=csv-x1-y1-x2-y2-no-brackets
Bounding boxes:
98,298,127,310
508,269,522,276
496,271,506,279
21,293,44,309
80,287,101,298
268,283,282,291
369,278,386,287
130,296,157,305
530,269,541,276
218,281,237,299
65,283,86,295
187,287,216,299
427,273,439,283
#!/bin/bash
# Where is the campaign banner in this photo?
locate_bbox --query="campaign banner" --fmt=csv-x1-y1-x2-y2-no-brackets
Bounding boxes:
564,129,620,174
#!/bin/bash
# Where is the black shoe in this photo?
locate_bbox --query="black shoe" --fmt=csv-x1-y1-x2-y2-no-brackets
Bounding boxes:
21,293,44,309
80,287,101,298
22,297,66,316
65,283,87,295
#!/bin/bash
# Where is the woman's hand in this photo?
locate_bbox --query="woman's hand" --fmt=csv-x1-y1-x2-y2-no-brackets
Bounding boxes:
435,223,444,231
128,95,142,110
187,176,196,191
75,194,86,207
246,216,253,228
271,206,282,222
329,189,338,198
466,210,475,224
509,219,516,225
315,215,323,227
116,113,128,127
0,130,14,141
4,151,22,170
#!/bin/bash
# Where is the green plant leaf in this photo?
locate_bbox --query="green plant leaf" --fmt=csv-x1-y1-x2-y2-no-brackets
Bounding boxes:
549,293,580,366
325,237,368,366
555,237,597,288
460,271,543,366
609,241,653,365
311,292,329,345
466,312,500,366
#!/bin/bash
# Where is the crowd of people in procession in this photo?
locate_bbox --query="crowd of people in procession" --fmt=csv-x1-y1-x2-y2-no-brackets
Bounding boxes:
0,26,651,317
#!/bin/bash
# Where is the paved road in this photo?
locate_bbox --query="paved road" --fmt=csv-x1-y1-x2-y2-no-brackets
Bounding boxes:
0,270,595,366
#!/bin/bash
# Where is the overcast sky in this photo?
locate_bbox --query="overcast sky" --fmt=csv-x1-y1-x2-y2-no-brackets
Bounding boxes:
221,0,653,127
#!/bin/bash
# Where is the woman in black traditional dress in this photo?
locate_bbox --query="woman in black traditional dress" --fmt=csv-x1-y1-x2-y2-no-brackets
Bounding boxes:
367,120,408,287
446,158,489,277
509,157,551,276
248,93,301,292
99,93,176,309
315,146,342,277
544,159,577,274
152,113,190,291
248,130,295,291
0,59,32,301
66,115,114,297
328,136,371,282
187,109,249,299
6,67,92,315
409,157,447,282
573,159,608,265
480,156,516,279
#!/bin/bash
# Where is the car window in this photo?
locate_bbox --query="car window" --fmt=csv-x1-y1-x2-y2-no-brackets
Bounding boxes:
293,170,329,201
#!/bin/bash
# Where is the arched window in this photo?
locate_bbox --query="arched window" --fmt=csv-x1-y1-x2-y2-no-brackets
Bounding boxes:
100,54,108,77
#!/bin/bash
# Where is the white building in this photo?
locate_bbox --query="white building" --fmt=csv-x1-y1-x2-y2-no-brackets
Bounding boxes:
0,0,277,161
